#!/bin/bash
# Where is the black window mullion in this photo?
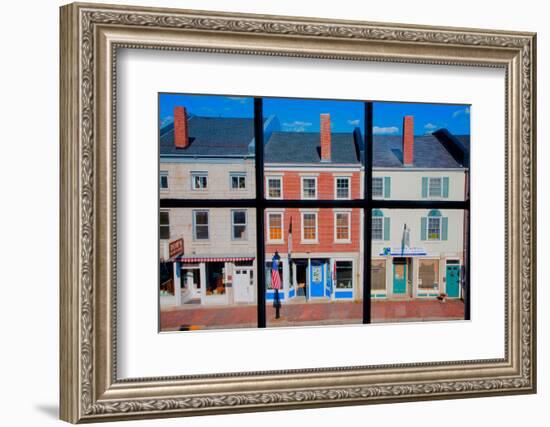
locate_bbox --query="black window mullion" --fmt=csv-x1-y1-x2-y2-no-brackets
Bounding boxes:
363,102,373,324
160,199,469,210
254,98,267,328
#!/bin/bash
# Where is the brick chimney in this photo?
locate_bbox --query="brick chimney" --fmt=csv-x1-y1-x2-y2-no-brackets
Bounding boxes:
174,106,189,149
402,115,414,166
320,113,331,162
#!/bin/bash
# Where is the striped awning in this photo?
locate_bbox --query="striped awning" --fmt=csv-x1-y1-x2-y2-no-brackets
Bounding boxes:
175,256,255,263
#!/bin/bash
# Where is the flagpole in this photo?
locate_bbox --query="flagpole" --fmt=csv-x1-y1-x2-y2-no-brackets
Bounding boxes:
272,251,281,319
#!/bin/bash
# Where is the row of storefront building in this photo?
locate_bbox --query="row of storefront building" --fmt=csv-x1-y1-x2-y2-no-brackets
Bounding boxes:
159,107,469,308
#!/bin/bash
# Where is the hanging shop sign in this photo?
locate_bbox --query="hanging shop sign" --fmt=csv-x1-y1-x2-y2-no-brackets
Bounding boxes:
169,238,184,258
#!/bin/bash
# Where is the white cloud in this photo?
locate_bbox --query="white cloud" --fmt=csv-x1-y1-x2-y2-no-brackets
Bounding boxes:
347,119,360,126
282,120,313,132
160,116,173,127
227,97,248,104
373,126,399,135
452,106,470,118
424,123,438,130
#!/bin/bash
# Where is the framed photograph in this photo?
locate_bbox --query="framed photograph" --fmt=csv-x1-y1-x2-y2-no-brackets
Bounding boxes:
60,2,536,423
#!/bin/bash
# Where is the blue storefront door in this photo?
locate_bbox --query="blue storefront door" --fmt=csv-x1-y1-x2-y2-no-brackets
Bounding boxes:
309,260,325,298
445,265,460,297
393,263,407,294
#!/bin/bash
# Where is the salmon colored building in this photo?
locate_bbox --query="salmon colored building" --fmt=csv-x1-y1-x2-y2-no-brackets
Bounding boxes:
264,113,364,302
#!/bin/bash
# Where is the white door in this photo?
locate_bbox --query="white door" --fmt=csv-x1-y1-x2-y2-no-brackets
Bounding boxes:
234,269,252,303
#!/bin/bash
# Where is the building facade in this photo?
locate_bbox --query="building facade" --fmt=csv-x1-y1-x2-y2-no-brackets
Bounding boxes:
159,107,260,307
370,120,469,299
159,106,469,308
264,113,364,303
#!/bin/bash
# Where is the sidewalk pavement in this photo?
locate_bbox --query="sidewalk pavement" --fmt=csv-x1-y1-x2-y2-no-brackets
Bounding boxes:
160,299,465,331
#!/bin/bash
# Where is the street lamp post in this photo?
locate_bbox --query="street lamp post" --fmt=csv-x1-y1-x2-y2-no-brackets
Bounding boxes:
272,251,282,319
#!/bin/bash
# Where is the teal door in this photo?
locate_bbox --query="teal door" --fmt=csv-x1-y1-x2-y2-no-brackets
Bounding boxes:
392,263,407,294
446,265,460,297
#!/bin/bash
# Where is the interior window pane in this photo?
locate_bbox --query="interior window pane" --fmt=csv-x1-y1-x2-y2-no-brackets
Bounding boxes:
263,97,364,200
265,208,362,328
159,207,257,332
371,208,467,324
159,93,255,200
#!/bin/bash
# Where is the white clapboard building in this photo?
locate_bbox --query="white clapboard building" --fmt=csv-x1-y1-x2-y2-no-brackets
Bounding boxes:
370,116,469,299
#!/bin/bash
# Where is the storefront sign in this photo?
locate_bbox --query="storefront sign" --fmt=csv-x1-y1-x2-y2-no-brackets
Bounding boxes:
381,247,427,256
169,238,184,258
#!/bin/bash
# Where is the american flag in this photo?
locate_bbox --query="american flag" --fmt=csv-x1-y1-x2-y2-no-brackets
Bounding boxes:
271,256,281,290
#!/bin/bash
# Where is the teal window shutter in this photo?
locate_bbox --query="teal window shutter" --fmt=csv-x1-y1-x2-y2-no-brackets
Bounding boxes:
421,177,428,198
421,217,427,240
442,177,449,198
442,217,448,240
384,217,390,240
384,176,391,198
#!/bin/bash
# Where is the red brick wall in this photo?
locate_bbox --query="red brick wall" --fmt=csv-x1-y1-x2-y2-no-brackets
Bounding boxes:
403,115,414,166
267,171,361,200
264,170,361,254
265,207,361,254
174,106,189,149
320,113,331,161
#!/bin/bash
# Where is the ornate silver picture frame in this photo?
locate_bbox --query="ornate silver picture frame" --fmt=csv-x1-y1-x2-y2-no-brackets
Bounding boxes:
60,2,536,423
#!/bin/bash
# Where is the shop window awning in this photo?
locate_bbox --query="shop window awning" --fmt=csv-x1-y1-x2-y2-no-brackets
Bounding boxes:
175,255,255,263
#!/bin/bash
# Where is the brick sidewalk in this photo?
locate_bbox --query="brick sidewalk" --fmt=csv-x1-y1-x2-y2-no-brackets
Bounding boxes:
160,299,465,331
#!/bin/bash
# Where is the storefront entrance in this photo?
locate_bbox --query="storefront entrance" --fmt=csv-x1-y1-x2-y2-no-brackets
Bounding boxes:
295,260,308,297
181,266,201,304
309,259,326,298
392,258,407,295
233,268,254,303
445,262,461,298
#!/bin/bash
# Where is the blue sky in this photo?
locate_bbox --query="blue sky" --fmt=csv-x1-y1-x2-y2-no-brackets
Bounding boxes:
159,94,254,127
373,102,470,135
159,93,470,136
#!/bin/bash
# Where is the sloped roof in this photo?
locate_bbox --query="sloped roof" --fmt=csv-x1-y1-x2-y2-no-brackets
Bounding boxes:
264,131,360,164
160,116,255,157
373,133,470,168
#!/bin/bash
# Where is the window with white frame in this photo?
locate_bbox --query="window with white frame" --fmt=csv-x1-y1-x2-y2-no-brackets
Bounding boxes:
159,211,170,240
301,177,317,199
193,210,209,240
334,211,351,241
335,177,350,199
191,171,208,190
301,212,317,241
372,177,384,197
266,177,282,199
230,172,246,190
335,261,353,289
428,177,443,197
427,216,441,240
267,212,283,241
160,171,169,190
372,216,383,240
231,210,247,240
371,259,386,291
418,259,439,290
